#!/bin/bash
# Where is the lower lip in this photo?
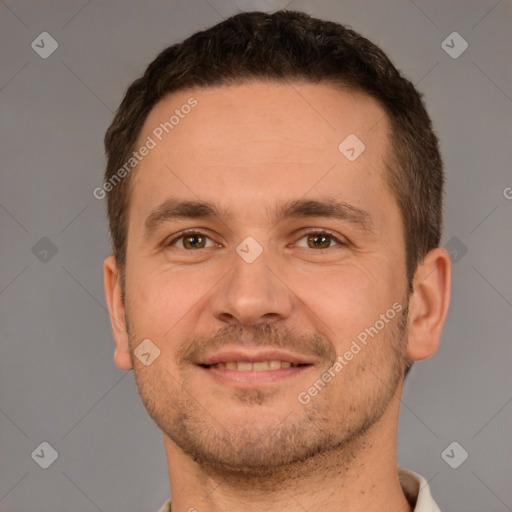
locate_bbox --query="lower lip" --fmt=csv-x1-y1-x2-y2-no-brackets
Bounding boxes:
198,365,312,386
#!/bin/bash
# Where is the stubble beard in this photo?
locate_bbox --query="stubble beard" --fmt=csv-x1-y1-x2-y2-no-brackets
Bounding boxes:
128,305,409,484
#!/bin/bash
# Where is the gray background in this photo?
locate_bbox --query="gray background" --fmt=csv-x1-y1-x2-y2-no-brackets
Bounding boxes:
0,0,511,511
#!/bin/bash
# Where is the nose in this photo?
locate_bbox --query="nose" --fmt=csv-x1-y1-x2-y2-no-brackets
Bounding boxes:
209,246,294,327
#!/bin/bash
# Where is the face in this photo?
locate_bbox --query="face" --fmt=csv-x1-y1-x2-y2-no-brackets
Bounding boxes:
114,81,411,475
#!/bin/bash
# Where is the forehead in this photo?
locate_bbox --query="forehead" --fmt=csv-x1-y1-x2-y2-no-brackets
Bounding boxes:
138,81,389,162
128,81,395,229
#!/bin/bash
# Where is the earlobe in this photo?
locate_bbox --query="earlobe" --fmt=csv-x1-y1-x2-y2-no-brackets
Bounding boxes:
103,254,133,370
406,247,452,361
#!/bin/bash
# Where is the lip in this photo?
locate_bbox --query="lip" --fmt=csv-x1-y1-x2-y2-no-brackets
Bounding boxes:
196,348,313,366
200,364,312,386
195,347,315,387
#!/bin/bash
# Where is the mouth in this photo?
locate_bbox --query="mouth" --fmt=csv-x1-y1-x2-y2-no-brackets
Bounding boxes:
200,360,309,370
195,349,315,386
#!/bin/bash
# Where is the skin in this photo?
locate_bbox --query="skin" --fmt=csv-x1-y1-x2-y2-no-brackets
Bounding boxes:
104,81,451,512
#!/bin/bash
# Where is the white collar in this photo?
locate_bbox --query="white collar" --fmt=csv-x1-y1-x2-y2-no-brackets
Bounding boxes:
398,467,442,511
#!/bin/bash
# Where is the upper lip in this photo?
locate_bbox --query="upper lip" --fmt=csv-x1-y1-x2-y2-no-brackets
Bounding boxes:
197,348,313,366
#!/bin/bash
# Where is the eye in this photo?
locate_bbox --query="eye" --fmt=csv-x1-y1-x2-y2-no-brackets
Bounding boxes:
294,231,345,250
165,231,218,250
164,230,346,251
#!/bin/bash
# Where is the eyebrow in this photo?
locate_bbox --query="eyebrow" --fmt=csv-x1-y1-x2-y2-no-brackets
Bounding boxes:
143,197,374,238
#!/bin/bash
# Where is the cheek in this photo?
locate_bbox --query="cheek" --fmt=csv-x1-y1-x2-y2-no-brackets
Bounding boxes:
290,263,398,342
126,262,213,336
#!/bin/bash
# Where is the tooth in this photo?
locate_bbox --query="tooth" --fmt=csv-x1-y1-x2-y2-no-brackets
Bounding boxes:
252,361,270,371
208,360,301,370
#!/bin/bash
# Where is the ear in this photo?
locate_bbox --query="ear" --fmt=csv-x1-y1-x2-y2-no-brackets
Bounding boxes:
406,247,452,361
103,254,133,370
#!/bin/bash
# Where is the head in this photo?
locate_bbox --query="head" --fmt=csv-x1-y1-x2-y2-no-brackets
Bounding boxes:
103,11,450,477
104,10,444,291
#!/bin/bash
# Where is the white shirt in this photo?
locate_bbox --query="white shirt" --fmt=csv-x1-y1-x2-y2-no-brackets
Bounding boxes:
398,467,442,511
157,467,441,512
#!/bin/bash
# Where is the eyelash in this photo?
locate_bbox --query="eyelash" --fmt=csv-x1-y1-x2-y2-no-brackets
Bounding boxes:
164,229,347,250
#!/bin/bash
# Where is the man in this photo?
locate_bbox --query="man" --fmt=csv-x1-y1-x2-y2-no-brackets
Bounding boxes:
103,10,451,512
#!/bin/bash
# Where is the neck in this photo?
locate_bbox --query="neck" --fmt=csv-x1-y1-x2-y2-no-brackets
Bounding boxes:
163,393,411,512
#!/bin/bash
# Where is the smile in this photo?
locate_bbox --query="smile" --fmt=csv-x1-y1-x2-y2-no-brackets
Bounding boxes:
203,360,305,371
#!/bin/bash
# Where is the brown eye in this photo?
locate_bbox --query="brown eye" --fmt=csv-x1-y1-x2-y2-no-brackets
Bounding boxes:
165,231,217,250
182,233,207,249
306,233,334,249
293,230,346,251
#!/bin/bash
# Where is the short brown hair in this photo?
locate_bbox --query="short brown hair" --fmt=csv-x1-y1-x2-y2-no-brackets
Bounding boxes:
104,10,443,288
